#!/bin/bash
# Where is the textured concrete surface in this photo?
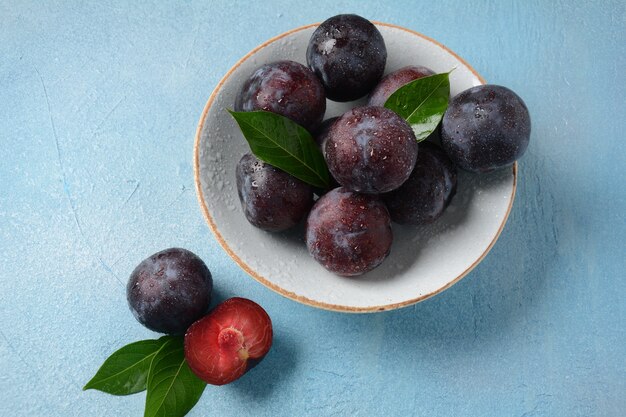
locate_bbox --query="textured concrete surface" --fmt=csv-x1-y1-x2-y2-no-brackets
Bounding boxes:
1,1,624,416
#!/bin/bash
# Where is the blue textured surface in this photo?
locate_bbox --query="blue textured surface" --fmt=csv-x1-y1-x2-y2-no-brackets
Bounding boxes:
1,1,625,416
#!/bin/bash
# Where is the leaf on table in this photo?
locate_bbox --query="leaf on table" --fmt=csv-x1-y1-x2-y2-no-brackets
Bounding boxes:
144,336,206,417
384,72,451,142
83,337,170,395
228,110,330,189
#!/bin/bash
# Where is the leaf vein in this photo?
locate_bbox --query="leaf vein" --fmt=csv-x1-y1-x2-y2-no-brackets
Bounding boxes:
406,76,448,121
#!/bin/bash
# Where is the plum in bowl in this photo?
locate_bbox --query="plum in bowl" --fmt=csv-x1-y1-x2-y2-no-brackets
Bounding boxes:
194,22,516,312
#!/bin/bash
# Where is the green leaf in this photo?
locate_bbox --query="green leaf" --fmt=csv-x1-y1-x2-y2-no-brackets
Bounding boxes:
228,110,330,189
384,72,451,142
83,337,170,395
144,336,206,417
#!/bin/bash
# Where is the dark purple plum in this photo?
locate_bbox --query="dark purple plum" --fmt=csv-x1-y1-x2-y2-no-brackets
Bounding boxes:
127,248,212,335
306,187,392,276
234,60,326,131
236,153,313,232
306,14,386,102
441,85,531,172
324,106,418,194
383,142,457,225
368,65,435,107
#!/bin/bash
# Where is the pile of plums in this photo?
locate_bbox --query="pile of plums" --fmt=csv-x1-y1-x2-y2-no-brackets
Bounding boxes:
233,14,531,276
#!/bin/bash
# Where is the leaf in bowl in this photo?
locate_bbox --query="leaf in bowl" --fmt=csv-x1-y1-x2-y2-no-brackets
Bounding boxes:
227,110,330,189
384,72,450,142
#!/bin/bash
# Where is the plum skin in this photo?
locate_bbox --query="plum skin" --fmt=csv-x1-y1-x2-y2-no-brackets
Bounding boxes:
306,187,392,276
306,14,387,102
324,106,418,194
234,60,326,131
441,84,531,172
368,65,435,107
126,248,212,335
383,142,457,225
236,153,313,232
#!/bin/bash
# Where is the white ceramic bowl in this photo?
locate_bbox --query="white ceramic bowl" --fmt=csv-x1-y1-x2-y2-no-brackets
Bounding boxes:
194,22,516,313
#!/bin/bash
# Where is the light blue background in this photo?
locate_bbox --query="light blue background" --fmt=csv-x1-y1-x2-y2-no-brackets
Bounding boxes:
1,1,624,416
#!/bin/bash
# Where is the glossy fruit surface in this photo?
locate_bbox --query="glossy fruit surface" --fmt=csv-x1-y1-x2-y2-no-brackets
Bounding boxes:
368,65,435,106
383,142,457,225
236,153,313,232
324,106,417,194
234,60,326,130
441,84,531,172
127,248,212,335
306,14,386,101
185,297,273,386
306,187,392,276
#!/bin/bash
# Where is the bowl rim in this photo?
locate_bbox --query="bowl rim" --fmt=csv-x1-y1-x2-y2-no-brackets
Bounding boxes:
193,22,518,313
